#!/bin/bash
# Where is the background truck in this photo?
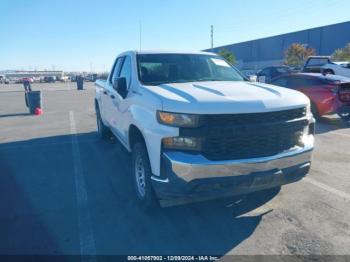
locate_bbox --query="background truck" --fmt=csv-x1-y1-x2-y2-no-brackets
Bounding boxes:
303,56,350,77
95,51,315,209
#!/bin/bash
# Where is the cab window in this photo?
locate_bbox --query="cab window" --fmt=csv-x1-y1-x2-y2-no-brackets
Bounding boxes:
110,57,124,84
119,56,132,88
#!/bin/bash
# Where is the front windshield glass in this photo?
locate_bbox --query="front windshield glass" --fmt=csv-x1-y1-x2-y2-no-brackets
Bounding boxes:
137,53,245,85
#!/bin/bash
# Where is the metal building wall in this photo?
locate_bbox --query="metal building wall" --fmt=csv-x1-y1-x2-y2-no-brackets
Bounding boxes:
208,21,350,70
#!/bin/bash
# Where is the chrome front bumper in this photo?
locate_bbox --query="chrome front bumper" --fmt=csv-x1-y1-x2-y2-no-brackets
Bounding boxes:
158,135,314,183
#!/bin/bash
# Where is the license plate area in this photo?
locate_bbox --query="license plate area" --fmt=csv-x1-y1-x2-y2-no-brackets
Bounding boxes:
250,169,283,187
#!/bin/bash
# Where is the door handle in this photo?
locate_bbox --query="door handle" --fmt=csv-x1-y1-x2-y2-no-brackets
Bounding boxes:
110,95,115,99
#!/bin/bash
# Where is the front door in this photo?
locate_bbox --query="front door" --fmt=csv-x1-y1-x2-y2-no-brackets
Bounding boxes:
104,57,124,126
109,55,132,144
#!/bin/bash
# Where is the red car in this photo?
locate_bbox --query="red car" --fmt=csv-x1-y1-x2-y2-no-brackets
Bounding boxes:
270,73,350,120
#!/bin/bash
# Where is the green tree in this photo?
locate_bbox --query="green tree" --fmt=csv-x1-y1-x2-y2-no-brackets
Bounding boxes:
218,49,236,65
332,43,350,61
284,43,316,67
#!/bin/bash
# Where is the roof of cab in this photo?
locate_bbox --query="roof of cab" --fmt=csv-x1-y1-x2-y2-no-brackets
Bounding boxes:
134,50,216,56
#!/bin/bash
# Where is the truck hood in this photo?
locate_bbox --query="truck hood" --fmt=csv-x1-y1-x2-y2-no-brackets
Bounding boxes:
143,81,309,114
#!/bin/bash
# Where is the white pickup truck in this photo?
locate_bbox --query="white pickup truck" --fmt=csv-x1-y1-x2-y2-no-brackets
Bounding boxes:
95,51,315,209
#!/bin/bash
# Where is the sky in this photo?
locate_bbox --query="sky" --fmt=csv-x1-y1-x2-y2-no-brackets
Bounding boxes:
0,0,349,72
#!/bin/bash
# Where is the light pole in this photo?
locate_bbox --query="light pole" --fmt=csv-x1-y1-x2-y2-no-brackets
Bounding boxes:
211,25,214,51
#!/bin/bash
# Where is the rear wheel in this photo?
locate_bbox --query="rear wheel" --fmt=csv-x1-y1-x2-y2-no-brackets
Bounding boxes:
132,142,158,210
323,69,334,75
95,103,112,139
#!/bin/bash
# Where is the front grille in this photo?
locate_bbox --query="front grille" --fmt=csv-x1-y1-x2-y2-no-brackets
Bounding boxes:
201,107,306,126
181,107,307,161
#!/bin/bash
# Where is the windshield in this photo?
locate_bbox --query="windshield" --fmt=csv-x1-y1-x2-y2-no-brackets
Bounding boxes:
137,53,245,85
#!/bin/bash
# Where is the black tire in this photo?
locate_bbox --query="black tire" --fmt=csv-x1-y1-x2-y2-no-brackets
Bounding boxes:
311,102,321,120
95,103,112,139
132,142,158,210
338,112,350,122
323,69,334,75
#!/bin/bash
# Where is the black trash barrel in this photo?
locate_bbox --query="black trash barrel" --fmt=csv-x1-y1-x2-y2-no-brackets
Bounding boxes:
26,91,42,114
77,82,83,90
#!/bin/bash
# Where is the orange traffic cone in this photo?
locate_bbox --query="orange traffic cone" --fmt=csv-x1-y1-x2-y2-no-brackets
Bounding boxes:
34,107,43,116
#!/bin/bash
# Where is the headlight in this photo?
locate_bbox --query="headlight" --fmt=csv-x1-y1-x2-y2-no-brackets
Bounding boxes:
162,137,201,151
157,111,199,127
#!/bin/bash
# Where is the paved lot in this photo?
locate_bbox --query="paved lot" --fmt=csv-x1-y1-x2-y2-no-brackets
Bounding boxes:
0,82,350,257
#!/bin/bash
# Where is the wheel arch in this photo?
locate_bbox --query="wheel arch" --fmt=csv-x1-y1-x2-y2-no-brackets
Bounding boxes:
128,123,163,176
94,98,99,109
129,124,146,151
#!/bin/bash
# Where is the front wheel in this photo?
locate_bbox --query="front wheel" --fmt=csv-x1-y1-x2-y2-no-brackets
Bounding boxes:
132,142,158,210
338,112,350,122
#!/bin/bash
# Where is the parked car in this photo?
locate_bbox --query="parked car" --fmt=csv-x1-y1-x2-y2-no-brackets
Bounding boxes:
43,76,56,83
256,66,292,83
58,76,69,82
70,75,77,82
0,76,8,84
270,73,350,121
303,56,350,77
84,74,98,82
32,77,41,83
95,51,314,209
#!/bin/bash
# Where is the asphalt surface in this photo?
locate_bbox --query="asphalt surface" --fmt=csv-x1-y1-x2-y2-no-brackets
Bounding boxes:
0,82,350,258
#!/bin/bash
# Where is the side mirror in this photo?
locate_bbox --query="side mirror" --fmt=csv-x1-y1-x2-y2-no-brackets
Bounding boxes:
112,77,128,99
249,75,257,82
